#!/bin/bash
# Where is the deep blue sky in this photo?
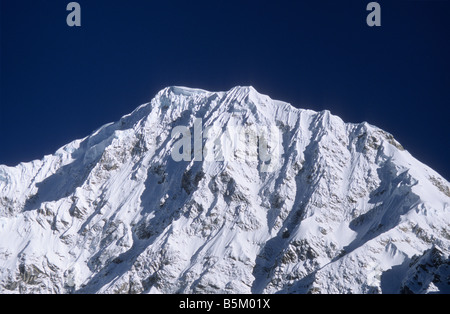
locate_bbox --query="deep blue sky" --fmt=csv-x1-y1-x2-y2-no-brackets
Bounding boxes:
1,0,449,179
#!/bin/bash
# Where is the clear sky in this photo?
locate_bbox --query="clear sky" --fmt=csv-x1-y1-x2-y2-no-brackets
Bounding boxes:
1,0,449,179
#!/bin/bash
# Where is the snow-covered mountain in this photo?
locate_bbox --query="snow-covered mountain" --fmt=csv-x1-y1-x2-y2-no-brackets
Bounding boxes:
0,86,449,294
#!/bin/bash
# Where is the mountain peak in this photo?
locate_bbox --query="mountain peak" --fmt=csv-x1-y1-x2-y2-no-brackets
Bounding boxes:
0,87,448,294
161,86,212,97
157,85,261,102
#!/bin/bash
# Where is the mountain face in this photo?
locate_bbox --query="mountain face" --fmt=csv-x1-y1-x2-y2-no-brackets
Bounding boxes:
0,86,449,294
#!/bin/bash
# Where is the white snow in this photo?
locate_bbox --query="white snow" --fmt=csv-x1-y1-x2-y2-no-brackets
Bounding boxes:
0,86,449,294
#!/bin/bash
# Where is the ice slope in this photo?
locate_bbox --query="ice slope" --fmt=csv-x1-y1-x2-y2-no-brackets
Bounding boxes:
0,86,448,294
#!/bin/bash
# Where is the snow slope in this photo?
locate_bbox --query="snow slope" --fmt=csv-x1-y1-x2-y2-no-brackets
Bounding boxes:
0,86,448,294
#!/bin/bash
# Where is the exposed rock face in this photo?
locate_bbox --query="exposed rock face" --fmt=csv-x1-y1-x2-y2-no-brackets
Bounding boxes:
0,86,449,294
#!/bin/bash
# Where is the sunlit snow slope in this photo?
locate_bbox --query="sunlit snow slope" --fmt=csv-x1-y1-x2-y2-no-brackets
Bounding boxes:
0,86,449,294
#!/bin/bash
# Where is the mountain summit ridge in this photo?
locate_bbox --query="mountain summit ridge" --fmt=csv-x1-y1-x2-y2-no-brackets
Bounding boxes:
0,86,449,294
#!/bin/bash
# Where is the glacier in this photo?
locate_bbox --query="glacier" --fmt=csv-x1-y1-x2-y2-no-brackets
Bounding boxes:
0,86,448,294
